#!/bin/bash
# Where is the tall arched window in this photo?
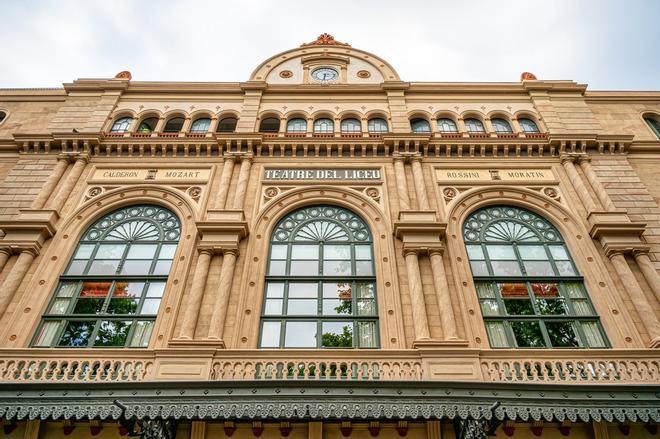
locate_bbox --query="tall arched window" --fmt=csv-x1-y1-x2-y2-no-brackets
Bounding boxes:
644,115,660,139
491,118,513,133
287,118,307,133
32,205,181,348
259,117,280,132
260,205,378,349
110,117,133,133
341,118,361,133
368,118,388,133
465,118,485,132
163,117,185,133
463,206,607,349
410,118,431,133
313,118,334,133
518,118,540,133
137,117,158,133
217,117,238,132
190,118,211,133
437,118,458,132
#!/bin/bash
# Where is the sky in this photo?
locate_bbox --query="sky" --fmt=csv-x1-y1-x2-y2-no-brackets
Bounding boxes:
1,0,659,90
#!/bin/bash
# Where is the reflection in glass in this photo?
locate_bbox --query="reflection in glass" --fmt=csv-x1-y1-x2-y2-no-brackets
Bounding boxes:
285,321,316,347
322,322,353,347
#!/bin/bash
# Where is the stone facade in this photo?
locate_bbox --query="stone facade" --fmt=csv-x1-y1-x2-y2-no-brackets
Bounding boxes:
0,35,658,439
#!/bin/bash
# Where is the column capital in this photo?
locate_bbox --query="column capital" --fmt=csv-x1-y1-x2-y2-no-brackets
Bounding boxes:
56,153,75,163
576,154,592,164
605,248,627,259
402,248,420,257
427,247,445,257
0,247,12,257
73,152,90,164
222,248,239,257
222,153,237,163
197,247,216,257
559,153,579,164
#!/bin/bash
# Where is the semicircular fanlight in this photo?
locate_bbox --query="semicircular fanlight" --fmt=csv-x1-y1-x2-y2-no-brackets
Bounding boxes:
105,220,161,241
483,220,540,242
293,220,349,242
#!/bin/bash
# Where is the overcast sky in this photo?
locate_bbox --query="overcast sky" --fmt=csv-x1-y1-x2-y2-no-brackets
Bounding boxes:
1,0,658,90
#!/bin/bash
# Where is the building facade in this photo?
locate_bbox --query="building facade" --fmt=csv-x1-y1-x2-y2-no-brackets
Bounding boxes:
0,34,658,438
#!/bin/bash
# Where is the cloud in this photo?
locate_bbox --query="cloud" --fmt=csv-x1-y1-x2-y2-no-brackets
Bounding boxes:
0,0,658,89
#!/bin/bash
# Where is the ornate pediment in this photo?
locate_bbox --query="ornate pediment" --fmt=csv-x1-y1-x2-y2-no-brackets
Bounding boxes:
301,33,350,47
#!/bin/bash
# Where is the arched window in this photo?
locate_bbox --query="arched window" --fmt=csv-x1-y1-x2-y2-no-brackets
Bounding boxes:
259,117,280,132
644,115,660,138
217,117,238,132
341,118,361,133
190,118,211,133
437,118,458,132
491,118,513,133
32,205,181,348
163,117,185,133
465,118,485,132
260,205,378,349
463,206,607,349
518,118,540,133
368,118,388,133
410,118,431,133
0,111,6,124
110,117,133,133
137,117,158,133
313,118,334,133
287,118,307,133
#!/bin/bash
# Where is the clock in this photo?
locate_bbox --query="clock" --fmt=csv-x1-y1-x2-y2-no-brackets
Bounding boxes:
311,67,339,82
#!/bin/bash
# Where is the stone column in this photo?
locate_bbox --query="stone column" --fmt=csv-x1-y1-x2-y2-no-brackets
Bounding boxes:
410,156,430,210
578,156,616,212
608,251,660,347
215,155,236,209
50,154,88,212
181,117,192,135
393,155,411,211
207,249,238,341
154,117,166,135
428,249,459,340
0,250,36,317
510,118,523,135
178,248,214,339
31,155,70,209
208,117,219,134
403,249,431,341
560,155,597,213
0,248,12,275
231,155,252,209
457,117,467,134
360,117,368,135
633,250,660,304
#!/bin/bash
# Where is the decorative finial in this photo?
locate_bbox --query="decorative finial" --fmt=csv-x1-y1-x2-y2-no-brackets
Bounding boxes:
301,33,350,47
114,71,132,80
520,72,537,81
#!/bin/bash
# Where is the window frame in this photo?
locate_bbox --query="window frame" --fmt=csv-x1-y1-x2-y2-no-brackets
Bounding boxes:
643,115,660,139
340,118,361,133
410,118,431,133
189,118,211,133
367,118,388,133
437,118,458,133
287,118,307,133
464,118,486,133
518,118,540,133
313,118,334,133
109,117,133,133
491,118,513,133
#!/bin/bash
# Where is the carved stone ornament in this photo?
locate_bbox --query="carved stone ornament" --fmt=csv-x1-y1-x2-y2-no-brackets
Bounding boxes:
443,187,457,201
301,33,350,47
365,187,380,200
520,71,538,81
357,70,371,78
187,186,202,200
543,187,559,199
114,71,132,80
279,70,293,78
264,186,280,199
87,186,103,198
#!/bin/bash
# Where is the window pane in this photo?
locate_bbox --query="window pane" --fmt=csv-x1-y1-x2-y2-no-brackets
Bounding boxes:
266,283,285,298
480,300,501,316
34,321,62,347
291,245,319,259
58,321,95,347
80,282,111,297
499,283,528,297
74,244,94,259
113,282,145,298
49,299,70,314
470,261,489,276
322,321,353,347
126,244,157,259
355,245,371,260
129,321,154,347
88,260,120,275
466,245,484,260
486,245,516,259
270,244,288,259
518,245,548,260
323,299,352,315
491,261,522,276
564,282,585,298
475,283,496,298
324,245,351,260
260,321,282,347
158,244,178,259
572,300,593,316
581,321,606,347
355,282,375,298
269,260,286,275
73,299,105,314
545,321,580,347
485,321,510,347
264,299,283,315
290,260,319,275
140,298,161,315
504,299,534,315
548,245,569,260
152,260,173,275
287,299,317,315
66,260,87,275
357,299,376,316
357,321,377,348
94,320,132,346
289,283,317,298
121,260,152,275
323,261,352,276
523,261,554,276
511,321,545,347
556,261,577,276
147,282,166,297
96,244,126,259
284,321,317,347
355,261,373,276
323,282,352,298
536,298,567,315
56,282,78,298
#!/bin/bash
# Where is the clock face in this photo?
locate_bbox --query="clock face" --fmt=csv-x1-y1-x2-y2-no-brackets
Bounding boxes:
311,67,338,82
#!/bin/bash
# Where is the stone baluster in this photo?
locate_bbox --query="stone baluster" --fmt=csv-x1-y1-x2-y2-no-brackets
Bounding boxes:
31,154,71,209
49,154,89,212
633,250,660,304
577,156,617,212
410,156,430,210
428,248,459,340
0,249,37,317
178,248,214,339
0,249,11,275
403,249,431,342
231,155,253,210
393,155,411,211
608,250,660,347
560,154,597,213
215,155,236,209
206,249,239,342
